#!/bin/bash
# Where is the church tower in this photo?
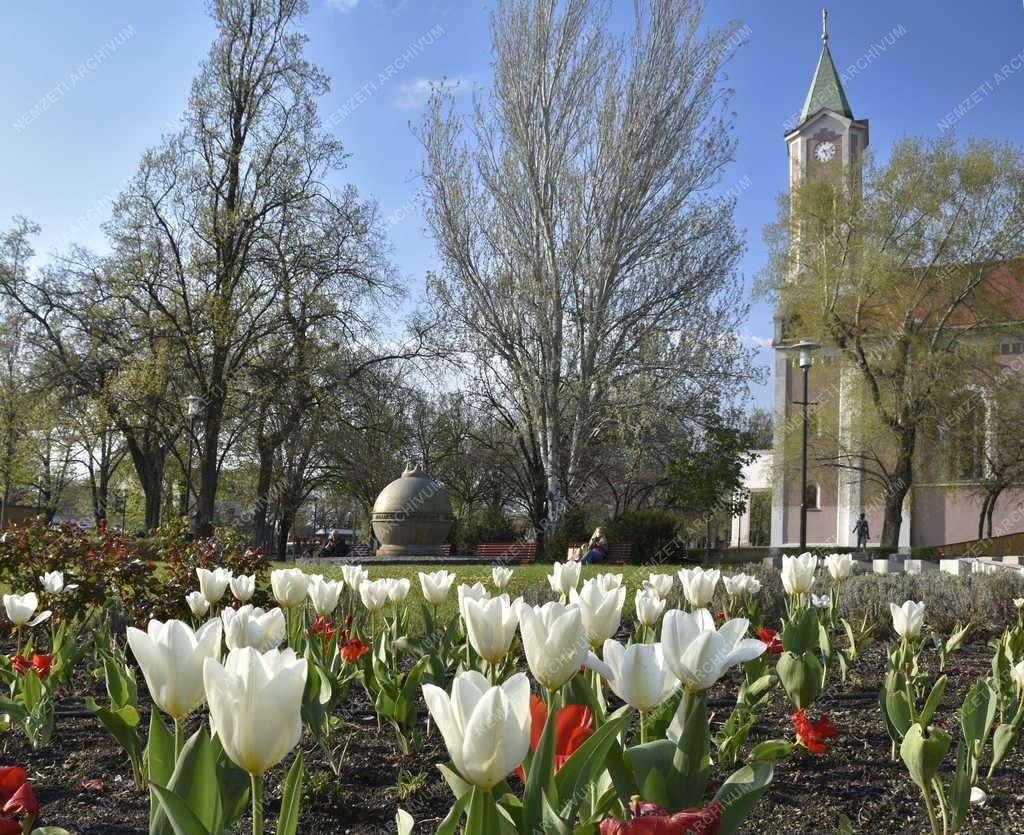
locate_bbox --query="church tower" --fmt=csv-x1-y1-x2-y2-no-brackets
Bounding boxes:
770,11,873,549
783,10,869,191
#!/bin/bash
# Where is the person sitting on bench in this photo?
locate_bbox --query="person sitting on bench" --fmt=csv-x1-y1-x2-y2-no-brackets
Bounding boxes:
581,527,608,564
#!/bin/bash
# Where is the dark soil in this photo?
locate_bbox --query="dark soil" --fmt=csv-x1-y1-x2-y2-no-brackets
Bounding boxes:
3,640,1021,834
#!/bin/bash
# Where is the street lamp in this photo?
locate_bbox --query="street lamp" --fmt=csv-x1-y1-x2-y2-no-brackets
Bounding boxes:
185,394,203,531
792,339,819,552
118,480,129,532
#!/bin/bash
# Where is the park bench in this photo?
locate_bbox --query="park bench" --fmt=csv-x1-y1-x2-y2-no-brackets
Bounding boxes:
474,542,538,563
567,542,633,565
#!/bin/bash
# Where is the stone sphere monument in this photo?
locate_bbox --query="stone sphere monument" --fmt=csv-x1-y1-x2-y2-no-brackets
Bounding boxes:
371,462,454,557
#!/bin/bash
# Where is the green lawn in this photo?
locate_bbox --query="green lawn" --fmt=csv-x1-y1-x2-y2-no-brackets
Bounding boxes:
282,561,690,634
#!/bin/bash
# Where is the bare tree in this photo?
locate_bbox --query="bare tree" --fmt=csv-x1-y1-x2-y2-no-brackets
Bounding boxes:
420,0,751,547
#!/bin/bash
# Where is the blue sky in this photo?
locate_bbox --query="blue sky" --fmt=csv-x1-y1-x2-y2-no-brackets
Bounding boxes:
2,1,1023,409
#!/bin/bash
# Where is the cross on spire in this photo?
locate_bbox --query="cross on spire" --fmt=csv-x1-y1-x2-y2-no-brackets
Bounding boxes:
821,8,829,44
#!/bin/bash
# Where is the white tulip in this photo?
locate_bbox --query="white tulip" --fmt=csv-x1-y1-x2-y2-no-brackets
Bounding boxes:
307,577,343,616
516,601,592,691
422,671,531,789
601,640,679,711
677,567,720,608
596,573,624,592
341,564,368,591
722,573,759,597
457,582,490,621
203,647,307,776
463,594,519,664
359,578,390,613
127,619,221,721
811,593,831,609
186,591,210,618
1013,598,1024,609
781,553,818,596
196,567,232,604
39,570,77,594
824,553,854,582
229,574,256,602
270,568,310,608
386,577,411,604
634,589,667,628
1011,659,1024,690
661,608,766,692
548,561,582,597
644,573,675,599
890,600,926,640
570,578,626,648
419,570,456,604
491,566,514,590
221,605,285,652
2,592,50,627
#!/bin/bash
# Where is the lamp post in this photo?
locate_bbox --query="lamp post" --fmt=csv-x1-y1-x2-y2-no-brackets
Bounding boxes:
793,339,819,552
118,480,129,532
185,394,203,532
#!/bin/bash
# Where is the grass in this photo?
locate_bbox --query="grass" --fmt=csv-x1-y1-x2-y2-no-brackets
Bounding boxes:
280,561,682,635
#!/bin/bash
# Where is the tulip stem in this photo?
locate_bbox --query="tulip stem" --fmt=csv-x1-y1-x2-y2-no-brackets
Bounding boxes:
639,710,648,745
920,784,940,835
174,719,184,761
250,773,264,835
931,777,949,835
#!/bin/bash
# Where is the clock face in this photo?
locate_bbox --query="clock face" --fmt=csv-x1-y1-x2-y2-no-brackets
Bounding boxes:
815,141,837,163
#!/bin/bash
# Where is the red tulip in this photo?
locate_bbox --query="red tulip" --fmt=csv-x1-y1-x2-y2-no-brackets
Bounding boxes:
599,799,724,835
30,654,53,679
516,695,594,781
0,819,20,835
2,782,37,817
340,638,369,664
755,628,782,655
790,708,839,754
7,656,27,676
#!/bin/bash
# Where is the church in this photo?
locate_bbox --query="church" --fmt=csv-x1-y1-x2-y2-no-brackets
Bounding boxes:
757,16,1024,551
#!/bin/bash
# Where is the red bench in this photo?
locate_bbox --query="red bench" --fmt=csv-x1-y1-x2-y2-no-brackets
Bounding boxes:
567,542,632,565
474,542,538,563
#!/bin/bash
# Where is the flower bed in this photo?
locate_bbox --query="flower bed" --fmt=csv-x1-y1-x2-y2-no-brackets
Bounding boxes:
1,537,1023,833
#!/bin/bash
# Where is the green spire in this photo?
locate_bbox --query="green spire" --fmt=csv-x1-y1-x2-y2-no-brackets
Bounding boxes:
798,11,853,125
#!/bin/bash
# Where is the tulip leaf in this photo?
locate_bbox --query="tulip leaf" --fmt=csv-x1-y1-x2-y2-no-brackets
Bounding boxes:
555,707,631,821
918,675,947,729
900,723,952,791
781,607,818,654
149,782,211,835
777,651,822,710
950,740,971,831
277,752,305,835
748,740,795,761
437,763,472,800
989,719,1021,776
540,790,572,835
147,711,175,828
152,728,223,835
396,809,414,835
466,786,502,835
435,790,471,835
602,739,640,805
668,694,710,810
523,700,557,835
712,759,774,835
960,678,995,747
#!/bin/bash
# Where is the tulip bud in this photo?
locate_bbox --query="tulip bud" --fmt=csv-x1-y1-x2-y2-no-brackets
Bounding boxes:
127,619,221,721
229,574,256,602
271,568,310,608
419,570,456,604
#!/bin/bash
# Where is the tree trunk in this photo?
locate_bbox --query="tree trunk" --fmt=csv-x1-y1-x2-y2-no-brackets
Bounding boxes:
986,489,1001,539
195,385,225,538
978,493,990,541
276,508,295,562
880,430,915,548
252,441,276,551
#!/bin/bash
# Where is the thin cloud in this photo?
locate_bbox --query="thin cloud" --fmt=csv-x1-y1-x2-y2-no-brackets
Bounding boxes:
395,76,468,109
326,0,359,12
